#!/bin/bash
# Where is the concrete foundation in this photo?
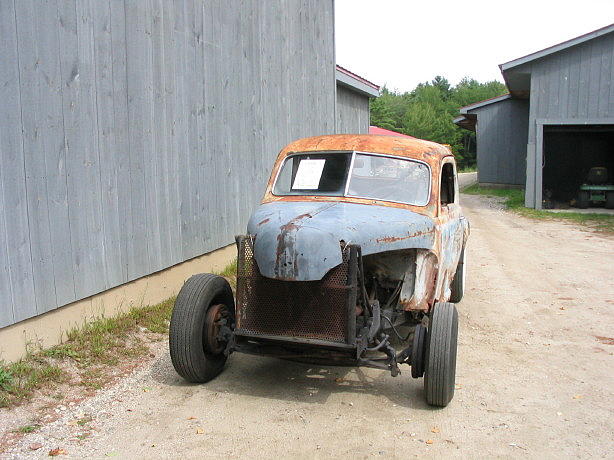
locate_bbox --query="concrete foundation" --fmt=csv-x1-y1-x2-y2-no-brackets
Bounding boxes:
0,244,235,363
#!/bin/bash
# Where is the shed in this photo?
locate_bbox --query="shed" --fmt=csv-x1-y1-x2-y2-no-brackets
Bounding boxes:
336,65,380,134
455,23,614,208
0,1,379,361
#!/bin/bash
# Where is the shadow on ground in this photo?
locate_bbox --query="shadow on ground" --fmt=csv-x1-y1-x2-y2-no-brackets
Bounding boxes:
149,351,433,411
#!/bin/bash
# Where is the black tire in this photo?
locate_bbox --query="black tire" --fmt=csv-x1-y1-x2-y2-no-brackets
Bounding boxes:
606,191,614,209
449,246,466,303
169,274,235,383
410,323,427,378
424,302,458,407
577,191,590,209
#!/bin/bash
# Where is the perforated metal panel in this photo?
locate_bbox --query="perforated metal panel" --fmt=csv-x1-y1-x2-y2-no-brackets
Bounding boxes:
235,237,351,343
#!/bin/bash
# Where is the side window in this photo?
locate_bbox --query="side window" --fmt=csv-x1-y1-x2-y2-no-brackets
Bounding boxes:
440,162,456,206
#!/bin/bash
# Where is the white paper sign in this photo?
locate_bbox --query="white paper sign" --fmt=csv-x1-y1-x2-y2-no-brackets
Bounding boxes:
292,159,325,190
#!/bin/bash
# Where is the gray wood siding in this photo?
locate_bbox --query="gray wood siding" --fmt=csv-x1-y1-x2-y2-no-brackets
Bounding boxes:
471,99,529,186
336,85,370,134
0,0,336,328
521,31,614,206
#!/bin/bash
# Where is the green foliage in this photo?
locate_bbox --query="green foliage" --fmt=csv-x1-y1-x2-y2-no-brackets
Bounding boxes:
370,76,508,167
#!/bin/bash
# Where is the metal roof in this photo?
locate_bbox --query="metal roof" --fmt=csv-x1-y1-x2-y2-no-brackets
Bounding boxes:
280,134,450,162
336,65,380,98
459,94,512,114
368,126,414,138
500,23,614,71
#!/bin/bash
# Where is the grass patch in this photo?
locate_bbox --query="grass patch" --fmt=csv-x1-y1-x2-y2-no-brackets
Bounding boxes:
0,359,66,408
458,165,477,173
217,258,238,288
0,297,176,408
463,184,614,233
0,258,238,409
218,258,237,278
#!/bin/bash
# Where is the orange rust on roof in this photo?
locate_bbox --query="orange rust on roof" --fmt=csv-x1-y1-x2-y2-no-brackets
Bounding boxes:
280,134,452,166
261,134,454,218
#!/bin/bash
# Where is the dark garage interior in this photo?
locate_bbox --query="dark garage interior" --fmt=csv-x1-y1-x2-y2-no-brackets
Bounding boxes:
542,124,614,208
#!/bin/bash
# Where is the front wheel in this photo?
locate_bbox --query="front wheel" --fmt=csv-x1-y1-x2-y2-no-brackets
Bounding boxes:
424,302,458,407
169,274,235,383
449,246,466,303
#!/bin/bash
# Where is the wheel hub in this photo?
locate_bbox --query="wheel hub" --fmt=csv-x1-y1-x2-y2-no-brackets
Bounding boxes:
204,303,228,355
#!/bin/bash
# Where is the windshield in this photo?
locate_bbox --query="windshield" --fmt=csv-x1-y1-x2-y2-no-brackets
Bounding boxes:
272,152,431,206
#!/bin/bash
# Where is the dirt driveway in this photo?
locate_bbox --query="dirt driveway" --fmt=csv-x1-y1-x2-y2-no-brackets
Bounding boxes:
5,193,614,459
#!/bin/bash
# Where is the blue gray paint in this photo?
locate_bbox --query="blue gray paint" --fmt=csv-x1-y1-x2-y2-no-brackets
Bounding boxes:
467,98,529,186
247,201,436,281
336,85,371,134
0,0,339,328
506,29,614,208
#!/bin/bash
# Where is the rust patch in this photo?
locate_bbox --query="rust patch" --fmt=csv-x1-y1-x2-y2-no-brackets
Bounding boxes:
258,218,270,226
263,134,452,215
376,228,435,244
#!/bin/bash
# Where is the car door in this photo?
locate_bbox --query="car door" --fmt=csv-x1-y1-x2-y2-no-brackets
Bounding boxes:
437,157,466,299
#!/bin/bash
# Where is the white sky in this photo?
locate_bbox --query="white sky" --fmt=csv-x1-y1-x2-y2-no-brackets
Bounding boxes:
335,0,614,92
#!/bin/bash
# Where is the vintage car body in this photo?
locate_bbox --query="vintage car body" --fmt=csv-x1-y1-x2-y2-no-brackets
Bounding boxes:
170,134,470,407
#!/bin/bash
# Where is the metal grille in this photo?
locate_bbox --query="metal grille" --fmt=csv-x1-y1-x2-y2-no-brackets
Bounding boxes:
235,237,350,343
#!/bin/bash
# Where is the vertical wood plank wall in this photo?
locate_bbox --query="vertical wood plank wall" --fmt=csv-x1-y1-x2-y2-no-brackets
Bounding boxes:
0,0,337,328
335,85,370,134
471,99,529,186
520,32,614,207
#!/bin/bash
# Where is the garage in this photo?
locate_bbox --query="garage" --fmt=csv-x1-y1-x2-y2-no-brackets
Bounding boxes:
542,124,614,209
455,24,614,209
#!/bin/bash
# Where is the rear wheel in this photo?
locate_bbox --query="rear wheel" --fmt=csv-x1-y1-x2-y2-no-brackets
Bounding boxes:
424,302,458,407
577,191,590,209
449,246,466,303
169,274,234,383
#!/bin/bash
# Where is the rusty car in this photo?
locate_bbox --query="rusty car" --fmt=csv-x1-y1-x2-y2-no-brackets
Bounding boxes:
169,134,469,407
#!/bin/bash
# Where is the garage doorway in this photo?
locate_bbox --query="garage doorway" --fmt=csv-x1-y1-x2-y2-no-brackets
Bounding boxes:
542,124,614,209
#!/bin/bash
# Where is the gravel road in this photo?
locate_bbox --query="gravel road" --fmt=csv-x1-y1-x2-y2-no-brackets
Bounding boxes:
5,191,613,459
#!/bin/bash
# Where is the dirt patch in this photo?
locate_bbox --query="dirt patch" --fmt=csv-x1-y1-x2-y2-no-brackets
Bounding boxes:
2,194,613,458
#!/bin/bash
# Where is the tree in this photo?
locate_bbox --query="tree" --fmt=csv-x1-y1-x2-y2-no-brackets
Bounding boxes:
368,76,508,167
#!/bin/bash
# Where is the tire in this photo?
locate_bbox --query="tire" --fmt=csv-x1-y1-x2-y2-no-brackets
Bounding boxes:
169,274,235,383
449,246,466,303
424,302,458,407
606,191,614,209
577,191,590,209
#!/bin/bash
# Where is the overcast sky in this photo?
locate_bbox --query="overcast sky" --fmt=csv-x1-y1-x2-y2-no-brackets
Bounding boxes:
335,0,614,92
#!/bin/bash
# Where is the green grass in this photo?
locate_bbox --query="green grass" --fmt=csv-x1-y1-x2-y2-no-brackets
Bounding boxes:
0,297,176,408
15,424,40,434
217,258,238,288
463,184,614,233
218,258,237,278
457,165,477,173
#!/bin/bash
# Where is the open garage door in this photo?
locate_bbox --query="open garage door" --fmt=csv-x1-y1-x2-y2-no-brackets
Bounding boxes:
542,124,614,209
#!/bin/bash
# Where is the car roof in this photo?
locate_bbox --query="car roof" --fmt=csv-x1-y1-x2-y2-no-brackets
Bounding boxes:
280,134,453,166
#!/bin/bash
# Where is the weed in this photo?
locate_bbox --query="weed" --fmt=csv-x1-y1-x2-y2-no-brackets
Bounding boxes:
463,184,614,233
0,359,66,407
218,258,238,278
16,424,40,434
0,367,13,391
41,345,78,360
76,415,93,426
